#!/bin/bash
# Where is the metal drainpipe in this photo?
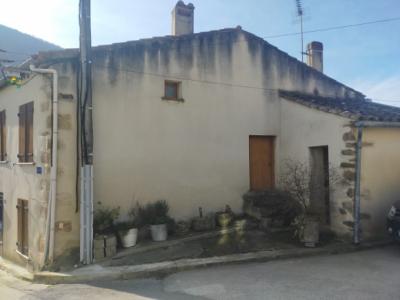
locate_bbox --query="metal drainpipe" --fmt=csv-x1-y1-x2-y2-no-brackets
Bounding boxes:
29,65,58,263
353,124,363,244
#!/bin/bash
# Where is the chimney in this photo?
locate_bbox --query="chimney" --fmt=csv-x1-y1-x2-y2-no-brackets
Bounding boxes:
307,41,323,73
172,1,195,36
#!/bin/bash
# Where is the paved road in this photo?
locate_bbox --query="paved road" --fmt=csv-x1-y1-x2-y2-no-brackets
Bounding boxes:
1,246,399,299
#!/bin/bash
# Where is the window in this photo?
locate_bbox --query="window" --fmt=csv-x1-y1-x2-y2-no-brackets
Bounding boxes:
0,110,6,161
17,199,29,255
163,80,182,101
18,102,34,163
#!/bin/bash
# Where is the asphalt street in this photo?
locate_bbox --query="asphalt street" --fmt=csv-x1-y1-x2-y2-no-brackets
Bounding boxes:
0,246,399,299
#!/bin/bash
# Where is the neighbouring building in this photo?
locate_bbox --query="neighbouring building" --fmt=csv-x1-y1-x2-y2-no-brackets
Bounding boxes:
1,1,400,270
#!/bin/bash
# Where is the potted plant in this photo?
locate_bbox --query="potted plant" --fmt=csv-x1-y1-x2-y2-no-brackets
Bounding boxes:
116,202,147,247
175,220,191,236
216,205,234,228
115,220,138,248
297,213,320,247
93,204,120,259
118,203,143,248
93,204,120,236
146,200,173,242
280,159,339,247
192,207,216,232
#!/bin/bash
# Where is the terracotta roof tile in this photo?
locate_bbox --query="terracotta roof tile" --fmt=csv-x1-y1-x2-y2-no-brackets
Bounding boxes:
280,90,400,122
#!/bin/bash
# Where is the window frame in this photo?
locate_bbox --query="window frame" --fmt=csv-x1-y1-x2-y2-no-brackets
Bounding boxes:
163,80,182,101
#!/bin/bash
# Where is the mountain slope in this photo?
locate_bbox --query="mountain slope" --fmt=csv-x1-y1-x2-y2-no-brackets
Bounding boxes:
0,24,62,65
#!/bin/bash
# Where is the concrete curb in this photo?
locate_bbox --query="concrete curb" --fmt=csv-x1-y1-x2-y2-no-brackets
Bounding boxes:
32,239,392,284
0,257,34,282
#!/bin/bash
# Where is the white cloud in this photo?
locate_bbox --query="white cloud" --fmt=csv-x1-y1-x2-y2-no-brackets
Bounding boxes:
350,76,400,107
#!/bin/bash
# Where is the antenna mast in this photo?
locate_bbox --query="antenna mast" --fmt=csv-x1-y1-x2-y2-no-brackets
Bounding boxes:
295,0,305,62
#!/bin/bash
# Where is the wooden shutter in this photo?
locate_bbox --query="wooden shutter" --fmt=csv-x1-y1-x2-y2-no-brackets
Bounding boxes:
18,105,26,162
17,199,23,252
26,102,34,163
16,199,29,255
22,200,29,255
0,111,5,161
18,102,33,163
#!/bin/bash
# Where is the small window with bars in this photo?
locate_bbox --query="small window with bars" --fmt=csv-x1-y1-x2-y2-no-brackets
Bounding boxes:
18,102,34,163
16,199,29,255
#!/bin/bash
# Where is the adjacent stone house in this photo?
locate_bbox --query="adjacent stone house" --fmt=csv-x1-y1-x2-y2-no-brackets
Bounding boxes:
0,1,399,270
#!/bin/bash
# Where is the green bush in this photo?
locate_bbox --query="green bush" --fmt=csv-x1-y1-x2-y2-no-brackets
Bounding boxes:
93,205,120,235
140,200,174,226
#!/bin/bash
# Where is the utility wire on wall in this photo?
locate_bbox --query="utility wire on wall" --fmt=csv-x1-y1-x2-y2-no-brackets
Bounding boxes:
92,63,400,104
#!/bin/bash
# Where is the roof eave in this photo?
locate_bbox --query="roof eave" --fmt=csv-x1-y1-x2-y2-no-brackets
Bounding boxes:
354,121,400,128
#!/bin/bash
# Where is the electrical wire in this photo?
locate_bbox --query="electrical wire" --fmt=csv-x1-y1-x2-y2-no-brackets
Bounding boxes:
264,16,400,38
1,16,400,56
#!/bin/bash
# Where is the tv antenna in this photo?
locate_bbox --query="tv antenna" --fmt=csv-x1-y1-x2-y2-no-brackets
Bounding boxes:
295,0,307,62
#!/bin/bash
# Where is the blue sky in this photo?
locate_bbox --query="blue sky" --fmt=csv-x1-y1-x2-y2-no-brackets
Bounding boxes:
1,0,399,104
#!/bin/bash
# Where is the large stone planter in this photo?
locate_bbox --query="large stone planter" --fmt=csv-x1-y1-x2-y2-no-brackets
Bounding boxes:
302,220,319,247
175,221,191,236
192,214,216,232
94,234,117,261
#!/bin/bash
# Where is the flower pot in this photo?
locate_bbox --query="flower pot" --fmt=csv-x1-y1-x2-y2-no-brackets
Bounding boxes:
302,220,319,247
216,212,233,227
150,224,168,242
175,221,190,236
138,225,150,240
192,214,216,232
120,228,138,248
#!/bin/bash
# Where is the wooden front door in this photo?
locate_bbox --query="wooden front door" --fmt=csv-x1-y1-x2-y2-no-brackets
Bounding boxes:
249,136,275,190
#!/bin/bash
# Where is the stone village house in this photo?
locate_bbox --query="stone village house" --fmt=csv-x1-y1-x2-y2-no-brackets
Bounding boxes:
0,1,400,271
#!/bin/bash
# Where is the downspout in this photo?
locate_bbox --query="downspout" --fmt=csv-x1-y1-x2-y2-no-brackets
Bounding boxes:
30,65,58,263
353,123,363,244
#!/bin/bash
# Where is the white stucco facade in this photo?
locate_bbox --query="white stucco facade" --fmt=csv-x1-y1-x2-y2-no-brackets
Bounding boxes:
89,29,359,220
0,27,397,269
